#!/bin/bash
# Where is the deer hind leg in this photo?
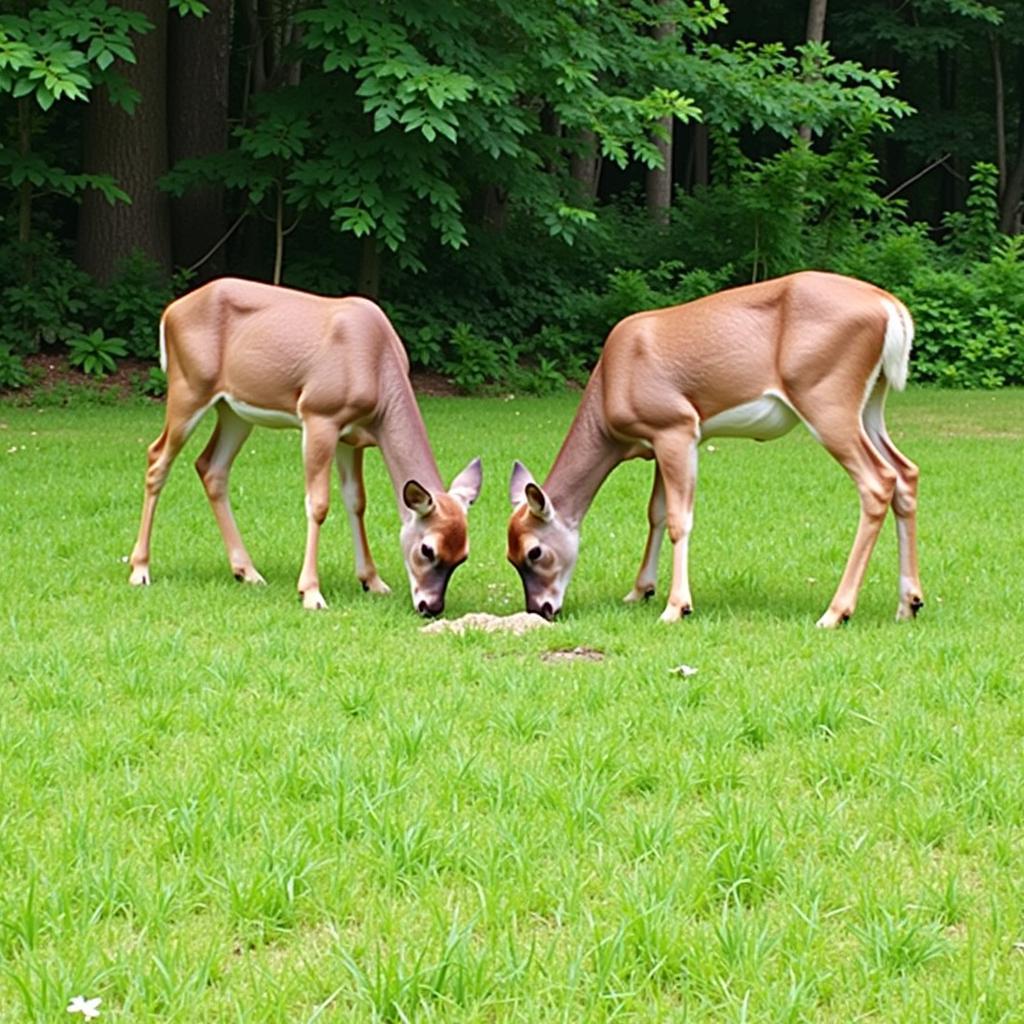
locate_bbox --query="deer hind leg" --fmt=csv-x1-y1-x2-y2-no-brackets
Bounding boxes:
194,403,264,585
651,422,700,623
862,381,923,621
624,464,666,603
335,443,390,595
801,407,897,628
297,415,340,610
129,393,212,586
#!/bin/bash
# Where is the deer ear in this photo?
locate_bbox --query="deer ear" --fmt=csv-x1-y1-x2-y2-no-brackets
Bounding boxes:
509,460,535,507
524,482,553,522
403,480,435,517
449,457,482,508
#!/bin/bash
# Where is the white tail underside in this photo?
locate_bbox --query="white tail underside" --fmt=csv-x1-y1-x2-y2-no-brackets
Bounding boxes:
880,298,913,392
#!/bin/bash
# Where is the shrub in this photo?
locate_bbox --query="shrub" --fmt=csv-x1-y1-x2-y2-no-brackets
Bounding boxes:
0,345,30,390
68,329,128,378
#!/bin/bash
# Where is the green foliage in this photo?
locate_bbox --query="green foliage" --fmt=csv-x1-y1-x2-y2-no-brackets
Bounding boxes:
90,252,173,358
0,344,30,390
0,236,91,355
0,1,150,112
166,0,908,274
133,365,167,398
67,327,127,377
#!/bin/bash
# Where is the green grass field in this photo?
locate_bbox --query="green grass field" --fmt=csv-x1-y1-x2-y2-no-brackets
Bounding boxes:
1,388,1022,1022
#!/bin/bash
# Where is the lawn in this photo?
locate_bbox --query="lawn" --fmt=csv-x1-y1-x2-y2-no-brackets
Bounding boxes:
0,387,1022,1023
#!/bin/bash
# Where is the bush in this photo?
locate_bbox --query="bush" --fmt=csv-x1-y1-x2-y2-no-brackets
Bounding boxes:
0,345,30,390
0,236,91,356
90,252,174,359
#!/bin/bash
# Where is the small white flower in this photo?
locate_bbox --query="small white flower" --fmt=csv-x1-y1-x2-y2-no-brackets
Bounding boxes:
670,664,699,677
706,444,717,452
67,995,101,1019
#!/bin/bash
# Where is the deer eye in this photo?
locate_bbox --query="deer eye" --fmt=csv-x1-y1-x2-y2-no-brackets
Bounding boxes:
528,545,542,562
421,543,435,561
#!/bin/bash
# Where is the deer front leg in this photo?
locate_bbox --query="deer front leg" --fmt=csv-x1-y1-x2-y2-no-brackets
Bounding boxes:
195,405,265,585
297,416,340,610
624,465,666,603
335,444,390,595
129,394,210,586
652,427,699,623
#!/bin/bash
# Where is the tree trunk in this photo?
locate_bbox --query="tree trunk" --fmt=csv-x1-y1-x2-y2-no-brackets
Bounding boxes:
938,50,961,219
999,59,1024,234
482,185,509,232
805,0,828,47
17,99,32,246
692,123,709,188
168,0,232,278
358,236,381,298
78,0,171,283
991,31,1006,193
998,46,1024,234
645,8,674,224
798,0,828,142
569,129,601,201
541,105,562,173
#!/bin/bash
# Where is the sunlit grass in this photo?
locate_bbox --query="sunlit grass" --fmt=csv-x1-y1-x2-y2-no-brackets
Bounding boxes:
0,388,1022,1022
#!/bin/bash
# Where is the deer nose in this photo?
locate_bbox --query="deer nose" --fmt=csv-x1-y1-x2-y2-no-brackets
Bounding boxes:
538,601,556,621
418,598,443,618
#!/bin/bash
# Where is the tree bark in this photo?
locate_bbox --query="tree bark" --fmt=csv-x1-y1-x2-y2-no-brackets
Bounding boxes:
645,8,674,224
78,0,171,283
358,236,381,298
798,0,828,142
999,57,1024,234
693,123,708,188
168,0,232,277
569,129,601,201
991,31,1006,193
937,49,962,219
17,99,32,246
481,185,509,232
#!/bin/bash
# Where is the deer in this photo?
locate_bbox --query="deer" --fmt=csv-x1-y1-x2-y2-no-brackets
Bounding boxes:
128,278,482,615
507,271,923,628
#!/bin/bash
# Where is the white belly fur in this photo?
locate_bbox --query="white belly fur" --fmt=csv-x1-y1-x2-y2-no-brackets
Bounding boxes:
222,394,301,429
700,392,799,442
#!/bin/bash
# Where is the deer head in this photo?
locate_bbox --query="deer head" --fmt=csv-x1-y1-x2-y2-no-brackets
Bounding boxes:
506,460,579,620
401,457,482,616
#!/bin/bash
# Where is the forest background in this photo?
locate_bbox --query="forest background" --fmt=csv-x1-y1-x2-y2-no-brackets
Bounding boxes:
2,0,1024,394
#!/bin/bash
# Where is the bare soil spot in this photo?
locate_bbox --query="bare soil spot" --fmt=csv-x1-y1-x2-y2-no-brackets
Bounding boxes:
541,646,605,664
421,611,551,636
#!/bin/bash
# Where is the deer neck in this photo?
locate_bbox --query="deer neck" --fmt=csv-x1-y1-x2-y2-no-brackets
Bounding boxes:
372,364,445,507
544,363,624,529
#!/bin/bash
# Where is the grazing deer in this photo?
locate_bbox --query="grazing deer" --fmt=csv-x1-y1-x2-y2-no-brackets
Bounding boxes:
129,278,482,614
507,271,922,627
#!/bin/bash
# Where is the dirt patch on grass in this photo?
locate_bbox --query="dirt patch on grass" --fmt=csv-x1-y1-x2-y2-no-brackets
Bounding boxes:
421,612,551,636
541,646,605,664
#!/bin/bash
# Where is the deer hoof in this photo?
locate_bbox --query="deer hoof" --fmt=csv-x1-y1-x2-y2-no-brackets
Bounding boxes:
301,589,328,610
129,566,150,587
361,575,391,595
234,567,266,585
659,603,692,624
816,608,851,629
896,595,924,621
